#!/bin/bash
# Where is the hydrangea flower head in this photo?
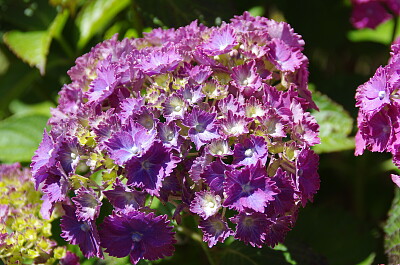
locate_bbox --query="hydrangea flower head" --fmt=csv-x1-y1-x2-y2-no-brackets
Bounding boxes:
351,0,392,29
31,12,320,262
355,44,400,187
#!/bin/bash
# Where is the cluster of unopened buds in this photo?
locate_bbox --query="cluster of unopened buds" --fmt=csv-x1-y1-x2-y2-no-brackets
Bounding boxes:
0,163,79,264
31,12,320,264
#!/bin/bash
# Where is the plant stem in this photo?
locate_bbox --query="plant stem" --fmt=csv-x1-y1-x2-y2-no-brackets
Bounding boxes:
55,35,75,59
177,226,216,265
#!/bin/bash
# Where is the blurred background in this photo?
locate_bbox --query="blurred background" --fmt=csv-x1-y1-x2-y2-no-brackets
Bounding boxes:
0,0,398,264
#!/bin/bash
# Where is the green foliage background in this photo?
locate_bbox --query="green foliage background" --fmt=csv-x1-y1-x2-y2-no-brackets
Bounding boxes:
0,0,398,264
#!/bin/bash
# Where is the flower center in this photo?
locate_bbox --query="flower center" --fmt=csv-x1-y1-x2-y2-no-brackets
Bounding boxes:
174,105,182,112
80,223,90,232
206,201,216,209
241,183,253,193
142,160,152,170
195,124,205,133
378,90,386,100
131,232,143,242
244,148,254,157
131,146,139,154
166,132,174,141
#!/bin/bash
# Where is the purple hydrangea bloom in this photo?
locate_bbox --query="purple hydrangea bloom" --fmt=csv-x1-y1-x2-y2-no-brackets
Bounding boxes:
230,212,271,248
72,187,102,221
31,130,57,189
60,204,103,259
190,190,222,219
201,25,238,56
267,39,306,72
138,46,182,76
100,211,176,264
183,107,220,150
157,121,183,150
223,162,279,212
264,215,294,248
231,61,262,95
219,111,250,137
103,179,146,212
162,94,187,121
105,119,156,165
125,141,179,195
356,67,392,116
199,215,233,247
233,135,268,166
206,138,233,157
87,58,119,103
296,148,320,206
267,168,297,216
351,0,392,29
201,159,231,195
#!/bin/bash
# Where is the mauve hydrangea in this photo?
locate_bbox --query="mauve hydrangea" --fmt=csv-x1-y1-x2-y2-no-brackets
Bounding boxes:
350,0,400,29
355,44,400,186
31,12,320,262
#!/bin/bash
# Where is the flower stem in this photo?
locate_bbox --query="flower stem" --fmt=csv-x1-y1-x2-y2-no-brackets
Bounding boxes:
177,226,216,265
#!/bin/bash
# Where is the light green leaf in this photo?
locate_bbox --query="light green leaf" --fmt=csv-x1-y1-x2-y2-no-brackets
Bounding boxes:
384,188,400,264
348,18,400,45
76,0,130,49
248,6,265,17
355,252,376,265
0,114,49,163
3,30,51,75
311,88,355,153
48,9,70,39
2,10,69,75
9,100,54,117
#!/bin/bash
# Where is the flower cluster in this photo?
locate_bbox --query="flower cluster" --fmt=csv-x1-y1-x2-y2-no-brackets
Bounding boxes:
31,12,320,264
0,163,75,264
350,0,400,29
355,44,400,186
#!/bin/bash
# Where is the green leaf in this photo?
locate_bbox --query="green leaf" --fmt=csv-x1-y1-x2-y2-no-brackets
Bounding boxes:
2,9,68,75
0,114,49,163
3,30,51,75
76,0,130,49
0,48,9,74
220,241,291,265
384,188,400,264
48,9,70,39
348,18,400,45
310,87,355,153
248,6,265,17
355,253,376,265
8,100,54,117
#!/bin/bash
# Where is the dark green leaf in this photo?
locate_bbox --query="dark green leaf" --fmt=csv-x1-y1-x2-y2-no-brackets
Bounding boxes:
384,188,400,264
0,48,9,74
220,241,291,265
0,114,49,163
311,88,355,153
